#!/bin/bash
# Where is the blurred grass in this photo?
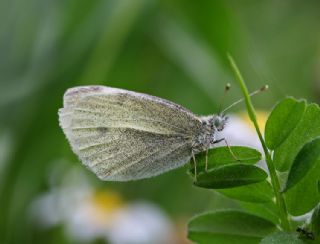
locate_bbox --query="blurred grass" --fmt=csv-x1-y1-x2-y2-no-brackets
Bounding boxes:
0,0,319,243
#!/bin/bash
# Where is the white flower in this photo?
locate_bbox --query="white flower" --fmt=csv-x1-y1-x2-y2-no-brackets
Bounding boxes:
29,167,175,244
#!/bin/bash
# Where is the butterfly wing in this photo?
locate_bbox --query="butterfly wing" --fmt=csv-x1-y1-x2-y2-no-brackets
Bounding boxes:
58,86,201,181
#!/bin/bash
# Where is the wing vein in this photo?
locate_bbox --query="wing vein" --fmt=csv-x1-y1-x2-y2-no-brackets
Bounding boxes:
109,141,189,176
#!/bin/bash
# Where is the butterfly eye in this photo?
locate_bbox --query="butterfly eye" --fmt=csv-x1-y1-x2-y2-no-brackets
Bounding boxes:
214,119,221,127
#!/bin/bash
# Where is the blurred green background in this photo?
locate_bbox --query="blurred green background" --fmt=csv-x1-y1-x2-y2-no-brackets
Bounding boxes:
0,0,319,243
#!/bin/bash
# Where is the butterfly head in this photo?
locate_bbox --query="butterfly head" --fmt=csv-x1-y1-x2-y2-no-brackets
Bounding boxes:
212,114,228,132
195,114,228,153
200,114,228,133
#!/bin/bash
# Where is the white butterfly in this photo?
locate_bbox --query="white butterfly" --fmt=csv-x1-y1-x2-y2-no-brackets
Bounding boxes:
58,86,228,181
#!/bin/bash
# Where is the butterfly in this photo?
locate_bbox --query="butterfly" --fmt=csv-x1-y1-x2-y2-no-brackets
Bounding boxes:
58,86,232,181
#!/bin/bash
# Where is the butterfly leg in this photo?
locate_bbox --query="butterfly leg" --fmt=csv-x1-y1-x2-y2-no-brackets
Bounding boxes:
192,151,197,182
214,138,239,161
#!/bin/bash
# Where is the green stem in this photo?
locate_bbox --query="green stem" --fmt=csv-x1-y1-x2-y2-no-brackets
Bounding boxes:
227,54,290,231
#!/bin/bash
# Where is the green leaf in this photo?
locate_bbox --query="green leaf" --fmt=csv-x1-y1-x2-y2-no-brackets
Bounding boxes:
283,138,320,192
274,103,320,171
284,159,320,216
193,163,268,189
260,232,304,244
240,202,280,225
277,171,289,190
311,203,320,238
217,180,274,203
265,98,306,150
188,210,276,244
192,146,262,174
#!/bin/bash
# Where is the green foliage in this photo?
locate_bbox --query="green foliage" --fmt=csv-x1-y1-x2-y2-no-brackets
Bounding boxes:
265,98,306,150
217,181,274,203
275,108,320,214
194,146,262,171
311,203,320,238
274,103,320,171
260,232,304,244
239,202,279,225
188,58,320,243
284,160,320,216
193,163,267,189
188,210,276,244
191,146,264,189
283,138,320,192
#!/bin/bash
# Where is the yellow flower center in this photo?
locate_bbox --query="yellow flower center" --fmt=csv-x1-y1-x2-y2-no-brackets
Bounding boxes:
92,190,124,212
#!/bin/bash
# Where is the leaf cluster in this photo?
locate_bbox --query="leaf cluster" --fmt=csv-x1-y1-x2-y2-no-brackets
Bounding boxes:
188,96,320,243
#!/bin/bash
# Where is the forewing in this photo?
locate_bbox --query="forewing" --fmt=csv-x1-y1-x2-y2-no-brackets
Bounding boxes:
58,86,200,181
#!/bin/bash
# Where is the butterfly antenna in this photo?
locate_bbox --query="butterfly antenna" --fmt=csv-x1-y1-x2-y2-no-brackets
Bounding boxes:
221,85,268,114
218,83,231,115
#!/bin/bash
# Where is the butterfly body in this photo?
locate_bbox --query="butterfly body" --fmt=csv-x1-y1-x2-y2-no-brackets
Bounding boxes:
59,86,227,181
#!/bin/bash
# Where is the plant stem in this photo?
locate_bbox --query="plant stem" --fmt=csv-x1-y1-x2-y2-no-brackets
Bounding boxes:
227,54,290,231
